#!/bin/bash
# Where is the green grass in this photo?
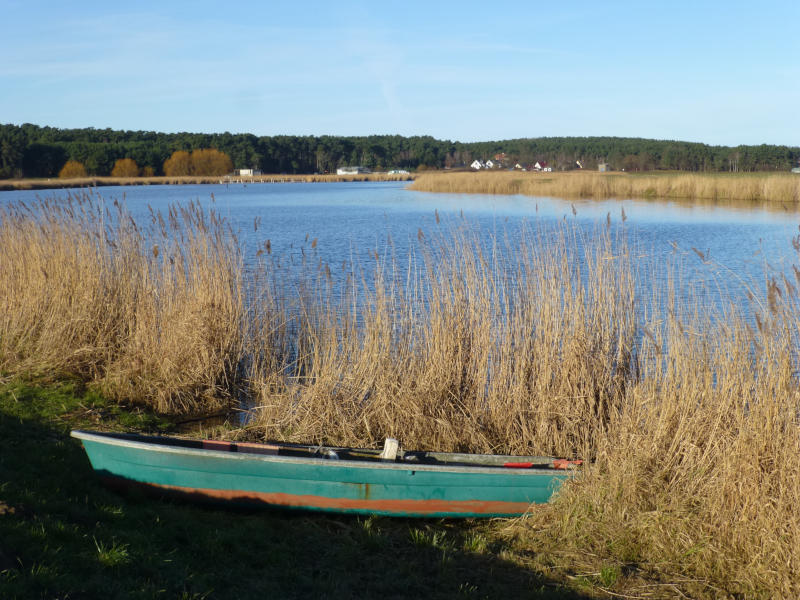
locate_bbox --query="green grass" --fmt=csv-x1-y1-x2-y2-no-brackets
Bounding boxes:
0,377,588,600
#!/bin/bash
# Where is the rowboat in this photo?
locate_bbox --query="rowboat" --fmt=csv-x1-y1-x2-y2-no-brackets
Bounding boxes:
71,430,580,518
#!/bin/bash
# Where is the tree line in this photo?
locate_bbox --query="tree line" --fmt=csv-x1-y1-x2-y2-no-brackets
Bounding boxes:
54,149,233,179
1,123,798,179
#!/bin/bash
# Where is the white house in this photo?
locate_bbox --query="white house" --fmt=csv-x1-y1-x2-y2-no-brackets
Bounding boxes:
485,160,495,169
470,159,485,170
237,168,262,176
337,166,371,175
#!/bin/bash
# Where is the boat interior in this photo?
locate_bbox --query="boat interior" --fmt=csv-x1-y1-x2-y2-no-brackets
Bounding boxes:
76,431,580,470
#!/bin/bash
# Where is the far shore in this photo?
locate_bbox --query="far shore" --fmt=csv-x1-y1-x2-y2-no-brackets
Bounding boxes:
411,170,800,204
0,172,415,191
5,170,799,207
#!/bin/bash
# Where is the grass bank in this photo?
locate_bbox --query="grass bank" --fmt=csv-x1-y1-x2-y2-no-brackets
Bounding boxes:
410,170,800,204
3,193,800,597
0,172,414,191
0,378,583,599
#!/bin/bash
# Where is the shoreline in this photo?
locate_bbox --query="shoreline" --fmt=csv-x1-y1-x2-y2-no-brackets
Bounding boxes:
0,172,415,191
410,170,800,204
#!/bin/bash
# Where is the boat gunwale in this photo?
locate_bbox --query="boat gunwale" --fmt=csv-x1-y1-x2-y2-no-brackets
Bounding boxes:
70,430,571,476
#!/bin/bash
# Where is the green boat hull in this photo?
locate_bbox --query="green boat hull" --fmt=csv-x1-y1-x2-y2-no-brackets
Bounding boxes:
71,430,573,518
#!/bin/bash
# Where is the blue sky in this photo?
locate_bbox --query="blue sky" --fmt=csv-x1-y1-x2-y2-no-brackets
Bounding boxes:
2,0,798,146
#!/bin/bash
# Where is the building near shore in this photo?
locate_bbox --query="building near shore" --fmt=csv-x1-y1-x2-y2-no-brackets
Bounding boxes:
237,168,262,176
336,166,371,175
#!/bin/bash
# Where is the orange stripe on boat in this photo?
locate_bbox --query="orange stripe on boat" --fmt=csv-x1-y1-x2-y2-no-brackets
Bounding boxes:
123,480,533,516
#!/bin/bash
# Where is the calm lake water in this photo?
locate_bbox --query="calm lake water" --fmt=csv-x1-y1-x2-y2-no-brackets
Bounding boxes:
2,181,799,312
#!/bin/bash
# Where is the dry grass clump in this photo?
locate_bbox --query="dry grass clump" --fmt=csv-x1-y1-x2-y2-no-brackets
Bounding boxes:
521,285,800,596
248,221,635,455
0,193,244,413
411,170,800,204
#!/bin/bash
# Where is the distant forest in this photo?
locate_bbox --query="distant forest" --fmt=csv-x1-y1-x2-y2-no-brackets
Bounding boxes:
1,123,799,178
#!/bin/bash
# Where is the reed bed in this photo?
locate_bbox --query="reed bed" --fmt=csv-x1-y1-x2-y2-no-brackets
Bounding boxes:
248,222,636,456
523,294,800,597
3,192,800,595
243,219,800,596
0,192,245,413
411,170,800,204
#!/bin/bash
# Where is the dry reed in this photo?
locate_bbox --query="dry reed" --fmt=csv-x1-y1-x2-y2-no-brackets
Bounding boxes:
247,221,635,455
0,192,245,413
245,218,800,596
522,291,800,597
411,170,800,204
